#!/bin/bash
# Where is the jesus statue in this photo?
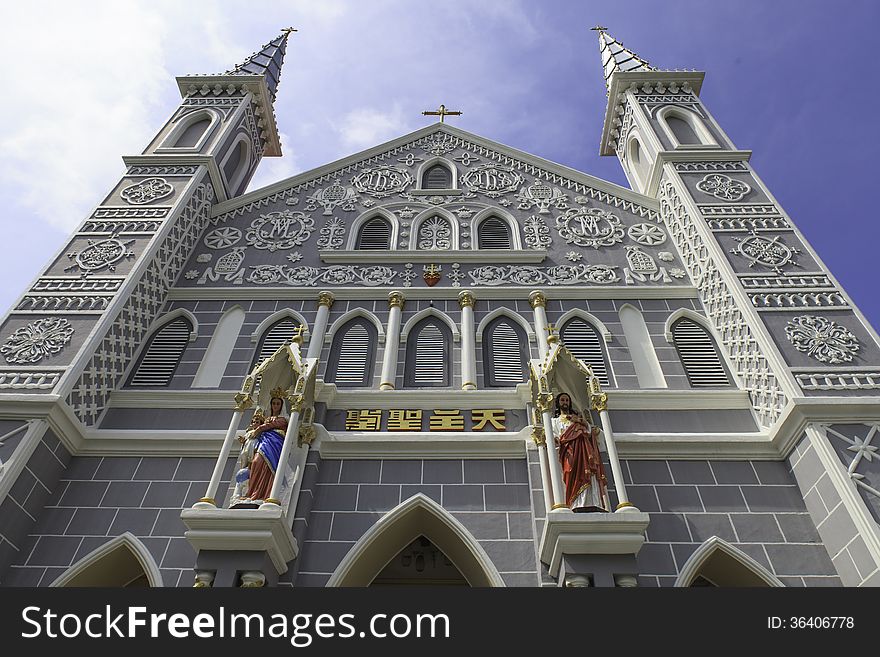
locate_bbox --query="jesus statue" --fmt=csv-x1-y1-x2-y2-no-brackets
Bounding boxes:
552,392,608,512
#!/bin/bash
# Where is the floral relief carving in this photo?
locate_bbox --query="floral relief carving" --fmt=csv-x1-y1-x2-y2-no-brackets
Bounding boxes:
555,207,624,249
1,317,75,364
245,210,314,251
785,315,860,364
120,178,174,205
696,174,751,202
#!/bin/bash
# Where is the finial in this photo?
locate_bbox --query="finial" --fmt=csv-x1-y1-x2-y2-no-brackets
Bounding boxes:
291,324,306,345
281,27,298,36
546,324,559,344
422,104,462,123
590,25,607,31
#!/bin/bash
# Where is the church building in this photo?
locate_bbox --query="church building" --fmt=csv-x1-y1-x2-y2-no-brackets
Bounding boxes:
0,28,878,587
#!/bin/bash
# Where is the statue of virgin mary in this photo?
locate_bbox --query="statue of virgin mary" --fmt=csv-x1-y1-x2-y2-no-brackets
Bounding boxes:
230,395,289,508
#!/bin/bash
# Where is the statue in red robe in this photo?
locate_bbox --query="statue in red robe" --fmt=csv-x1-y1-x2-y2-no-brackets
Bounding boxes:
552,392,608,512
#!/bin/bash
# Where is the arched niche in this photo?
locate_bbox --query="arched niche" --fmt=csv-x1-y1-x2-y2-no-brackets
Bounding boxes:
162,108,221,151
220,133,252,196
416,157,458,190
326,494,505,587
657,105,718,149
675,537,784,587
51,533,162,587
347,208,399,250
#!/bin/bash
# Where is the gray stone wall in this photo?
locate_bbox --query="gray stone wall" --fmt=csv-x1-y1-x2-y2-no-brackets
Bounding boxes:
626,457,841,586
1,455,233,587
290,453,538,587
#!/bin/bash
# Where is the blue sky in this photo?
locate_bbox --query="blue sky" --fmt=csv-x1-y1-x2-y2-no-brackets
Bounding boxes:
2,0,879,329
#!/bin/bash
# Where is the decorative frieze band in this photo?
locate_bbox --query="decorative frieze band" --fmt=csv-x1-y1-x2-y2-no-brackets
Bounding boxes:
93,207,170,219
697,204,780,217
126,166,200,176
31,277,125,293
673,161,748,173
795,372,880,391
0,370,63,389
707,217,791,231
748,291,848,310
739,274,833,289
15,295,113,312
80,220,163,234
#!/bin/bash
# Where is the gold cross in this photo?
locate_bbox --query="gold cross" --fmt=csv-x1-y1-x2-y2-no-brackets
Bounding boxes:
281,27,298,36
291,324,306,344
590,25,607,32
546,323,559,343
424,264,441,276
422,104,462,123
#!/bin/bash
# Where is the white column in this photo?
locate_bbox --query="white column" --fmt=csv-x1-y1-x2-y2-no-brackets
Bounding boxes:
306,291,334,360
593,394,638,513
380,290,405,390
539,397,569,512
264,407,302,506
529,290,549,358
195,408,244,508
532,421,553,514
459,290,477,390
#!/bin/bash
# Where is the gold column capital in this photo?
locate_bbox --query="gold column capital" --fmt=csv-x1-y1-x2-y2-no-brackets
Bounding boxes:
531,425,546,446
528,290,547,309
591,392,608,412
458,289,476,309
388,290,406,309
317,290,335,308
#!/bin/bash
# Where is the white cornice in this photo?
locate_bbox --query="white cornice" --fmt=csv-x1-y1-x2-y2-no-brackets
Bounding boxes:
318,250,548,264
166,285,701,302
315,427,530,460
645,150,753,197
122,156,226,203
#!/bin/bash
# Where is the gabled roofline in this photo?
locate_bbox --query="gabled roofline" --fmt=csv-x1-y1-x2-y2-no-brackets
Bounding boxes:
211,123,659,219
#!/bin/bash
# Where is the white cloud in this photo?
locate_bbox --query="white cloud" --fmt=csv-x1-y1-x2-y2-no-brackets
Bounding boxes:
334,105,412,152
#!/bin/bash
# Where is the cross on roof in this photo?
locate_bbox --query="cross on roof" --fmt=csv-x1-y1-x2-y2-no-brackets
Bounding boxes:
422,104,462,123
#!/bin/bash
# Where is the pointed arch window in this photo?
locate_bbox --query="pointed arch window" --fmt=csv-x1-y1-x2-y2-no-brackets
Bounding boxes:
356,216,392,250
666,115,701,145
671,317,731,387
422,163,452,189
560,319,611,386
418,215,453,250
405,318,452,388
483,317,529,387
253,318,300,367
326,318,378,387
477,216,512,250
128,317,192,387
173,116,211,148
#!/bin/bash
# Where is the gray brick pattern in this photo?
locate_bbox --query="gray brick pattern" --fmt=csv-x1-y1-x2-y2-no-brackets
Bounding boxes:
294,456,537,586
627,458,840,587
1,455,233,587
788,434,878,586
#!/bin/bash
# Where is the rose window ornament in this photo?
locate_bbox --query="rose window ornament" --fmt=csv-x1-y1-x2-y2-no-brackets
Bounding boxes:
785,315,860,364
66,235,136,276
627,223,667,246
120,177,174,205
731,231,800,273
696,173,751,202
203,227,242,249
1,317,75,364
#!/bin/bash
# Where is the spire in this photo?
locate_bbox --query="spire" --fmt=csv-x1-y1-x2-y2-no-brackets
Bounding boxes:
224,27,295,101
592,27,656,92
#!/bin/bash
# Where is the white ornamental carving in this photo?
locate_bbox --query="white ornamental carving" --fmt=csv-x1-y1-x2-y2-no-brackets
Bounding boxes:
555,207,624,249
624,246,672,285
467,264,619,286
305,180,359,215
460,164,524,198
1,317,74,364
197,247,246,285
696,174,751,202
316,216,346,250
421,136,457,156
785,315,860,364
418,216,453,250
247,265,398,287
516,180,568,214
66,235,135,276
628,223,667,246
245,210,314,251
352,165,413,198
203,226,242,249
120,177,174,205
731,231,800,274
524,215,551,249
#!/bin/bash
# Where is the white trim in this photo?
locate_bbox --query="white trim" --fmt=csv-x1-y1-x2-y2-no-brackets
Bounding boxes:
400,307,460,344
192,304,246,388
470,206,523,250
346,207,399,250
625,130,650,193
416,156,459,190
618,303,667,389
219,132,252,196
556,308,613,343
319,249,544,263
674,537,784,587
317,428,528,460
326,493,505,587
476,308,535,343
51,532,163,587
250,308,309,343
664,308,715,343
325,308,386,345
409,207,459,250
656,105,719,149
158,108,221,153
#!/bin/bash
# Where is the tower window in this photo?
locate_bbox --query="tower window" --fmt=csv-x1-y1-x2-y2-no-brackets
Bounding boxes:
671,317,731,387
173,117,211,148
355,216,392,250
128,317,192,387
422,164,452,189
477,216,512,249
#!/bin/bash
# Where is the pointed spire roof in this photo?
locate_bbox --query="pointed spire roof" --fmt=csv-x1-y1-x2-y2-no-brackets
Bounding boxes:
593,27,656,92
224,28,294,101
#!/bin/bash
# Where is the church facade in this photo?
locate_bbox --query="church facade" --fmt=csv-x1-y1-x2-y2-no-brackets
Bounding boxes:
0,28,878,588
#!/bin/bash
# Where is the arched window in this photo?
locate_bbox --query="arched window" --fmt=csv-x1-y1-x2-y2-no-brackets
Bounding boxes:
483,317,529,387
417,215,453,250
128,316,192,387
405,318,452,388
666,115,701,145
560,319,611,386
477,216,512,250
253,317,300,367
326,318,378,387
356,216,392,250
422,163,452,189
222,138,250,195
619,305,667,388
192,306,246,388
671,317,731,387
173,116,211,148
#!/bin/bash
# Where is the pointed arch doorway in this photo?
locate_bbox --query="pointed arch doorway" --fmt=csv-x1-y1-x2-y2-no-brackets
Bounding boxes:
50,533,163,587
326,494,505,587
675,537,784,587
